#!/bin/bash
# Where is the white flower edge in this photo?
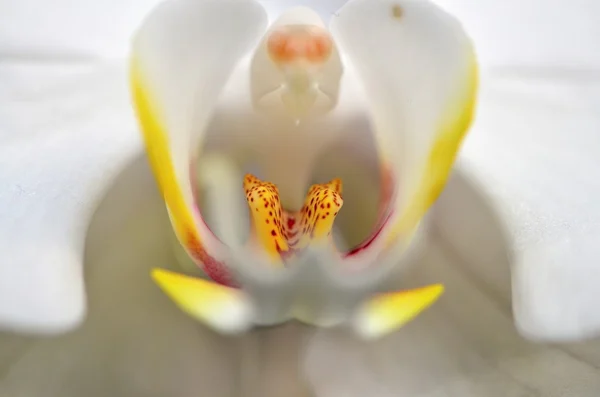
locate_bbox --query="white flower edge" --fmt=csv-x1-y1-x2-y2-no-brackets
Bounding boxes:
0,64,142,334
434,74,600,342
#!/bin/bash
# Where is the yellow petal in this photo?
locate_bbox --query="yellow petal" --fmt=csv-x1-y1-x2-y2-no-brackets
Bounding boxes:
151,268,254,334
352,284,444,340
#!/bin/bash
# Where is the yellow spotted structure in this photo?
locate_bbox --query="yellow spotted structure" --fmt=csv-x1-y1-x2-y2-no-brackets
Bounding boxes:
244,174,343,264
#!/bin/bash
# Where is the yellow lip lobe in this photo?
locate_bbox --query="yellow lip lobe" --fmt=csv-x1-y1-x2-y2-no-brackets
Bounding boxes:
353,284,445,339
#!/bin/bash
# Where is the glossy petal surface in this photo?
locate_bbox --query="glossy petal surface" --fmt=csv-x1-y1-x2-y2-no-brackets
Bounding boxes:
330,0,477,249
130,0,268,284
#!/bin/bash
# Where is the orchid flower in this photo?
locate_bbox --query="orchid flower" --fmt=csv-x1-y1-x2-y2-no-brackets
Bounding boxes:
129,0,477,339
6,0,600,395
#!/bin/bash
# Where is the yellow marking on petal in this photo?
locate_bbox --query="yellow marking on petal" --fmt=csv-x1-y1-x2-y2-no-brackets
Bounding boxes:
244,174,288,262
131,58,235,286
292,179,343,250
353,284,444,340
130,58,198,247
151,268,253,334
385,53,479,246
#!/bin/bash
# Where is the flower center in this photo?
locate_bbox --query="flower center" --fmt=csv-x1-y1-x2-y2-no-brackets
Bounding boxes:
244,174,343,265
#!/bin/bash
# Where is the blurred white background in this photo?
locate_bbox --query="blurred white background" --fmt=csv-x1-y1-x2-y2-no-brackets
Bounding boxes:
2,0,599,66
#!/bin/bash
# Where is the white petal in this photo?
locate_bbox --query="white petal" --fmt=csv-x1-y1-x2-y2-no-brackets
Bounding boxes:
130,0,268,284
435,70,600,341
330,0,477,250
0,63,141,333
5,127,600,396
0,162,239,395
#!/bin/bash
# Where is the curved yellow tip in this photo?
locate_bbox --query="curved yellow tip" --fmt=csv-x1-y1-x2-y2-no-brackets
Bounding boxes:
293,178,343,250
151,268,253,334
352,284,445,340
244,174,289,261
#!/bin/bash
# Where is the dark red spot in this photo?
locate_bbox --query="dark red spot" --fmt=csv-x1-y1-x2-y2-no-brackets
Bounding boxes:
271,230,277,236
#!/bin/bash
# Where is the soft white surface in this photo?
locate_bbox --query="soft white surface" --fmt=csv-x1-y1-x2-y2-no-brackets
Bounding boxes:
445,73,600,341
0,62,141,332
434,0,600,69
1,0,600,395
1,164,600,396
